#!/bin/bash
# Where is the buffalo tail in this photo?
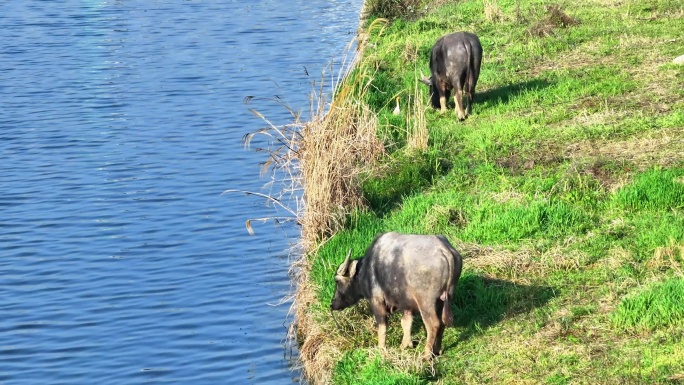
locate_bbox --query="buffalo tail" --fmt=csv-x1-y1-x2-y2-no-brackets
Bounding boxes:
465,41,472,98
441,250,454,327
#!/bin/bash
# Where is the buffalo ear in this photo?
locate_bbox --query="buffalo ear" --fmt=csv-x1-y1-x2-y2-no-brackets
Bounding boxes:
348,260,359,278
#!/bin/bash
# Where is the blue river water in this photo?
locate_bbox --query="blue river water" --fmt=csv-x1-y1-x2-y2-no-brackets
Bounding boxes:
0,1,362,383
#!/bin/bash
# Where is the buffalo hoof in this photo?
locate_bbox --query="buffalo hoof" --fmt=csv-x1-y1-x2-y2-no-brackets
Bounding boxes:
400,340,414,349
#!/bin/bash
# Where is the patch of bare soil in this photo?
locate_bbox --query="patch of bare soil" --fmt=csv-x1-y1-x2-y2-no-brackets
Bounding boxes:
496,141,567,175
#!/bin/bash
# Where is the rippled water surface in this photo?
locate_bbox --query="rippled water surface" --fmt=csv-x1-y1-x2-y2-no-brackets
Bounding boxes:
0,1,362,383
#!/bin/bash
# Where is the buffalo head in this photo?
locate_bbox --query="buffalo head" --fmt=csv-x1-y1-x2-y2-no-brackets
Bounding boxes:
330,249,362,311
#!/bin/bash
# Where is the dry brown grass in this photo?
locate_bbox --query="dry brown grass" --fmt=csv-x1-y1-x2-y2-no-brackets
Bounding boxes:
484,0,505,23
649,242,684,276
402,40,419,64
458,242,588,284
371,348,437,378
406,72,429,151
293,276,345,385
297,83,384,244
285,21,391,384
244,32,385,250
529,4,579,37
566,126,684,174
531,41,607,76
424,205,468,233
364,0,425,20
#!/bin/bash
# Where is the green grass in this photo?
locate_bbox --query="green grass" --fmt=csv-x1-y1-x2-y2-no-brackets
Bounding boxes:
333,350,428,385
612,278,684,332
613,168,684,211
298,0,684,382
459,198,593,244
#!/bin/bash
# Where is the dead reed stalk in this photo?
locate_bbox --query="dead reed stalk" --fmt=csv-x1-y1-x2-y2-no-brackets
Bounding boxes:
406,70,429,151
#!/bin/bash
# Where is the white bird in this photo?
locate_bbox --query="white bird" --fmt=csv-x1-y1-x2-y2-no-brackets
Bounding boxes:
392,96,401,115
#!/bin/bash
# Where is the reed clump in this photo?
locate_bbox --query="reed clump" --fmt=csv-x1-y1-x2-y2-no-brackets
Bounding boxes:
244,36,385,249
297,74,384,246
246,20,391,383
365,0,425,20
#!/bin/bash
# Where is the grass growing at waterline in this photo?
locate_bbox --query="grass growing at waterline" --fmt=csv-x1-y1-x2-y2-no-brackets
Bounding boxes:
280,0,684,383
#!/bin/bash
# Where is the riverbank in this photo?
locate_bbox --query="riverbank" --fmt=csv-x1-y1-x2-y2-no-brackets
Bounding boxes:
294,0,684,383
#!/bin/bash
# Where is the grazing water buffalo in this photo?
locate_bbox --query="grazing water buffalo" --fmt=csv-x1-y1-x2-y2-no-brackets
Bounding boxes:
420,31,482,121
330,232,463,358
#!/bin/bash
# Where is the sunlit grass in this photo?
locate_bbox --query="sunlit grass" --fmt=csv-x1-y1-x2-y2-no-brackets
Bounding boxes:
294,0,684,382
613,168,684,211
612,278,684,332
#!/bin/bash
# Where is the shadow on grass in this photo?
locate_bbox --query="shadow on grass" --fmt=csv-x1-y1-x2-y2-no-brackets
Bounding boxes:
362,150,451,216
476,79,554,109
446,274,557,348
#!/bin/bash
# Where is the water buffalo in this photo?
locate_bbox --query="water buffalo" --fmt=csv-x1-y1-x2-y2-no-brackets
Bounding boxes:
330,232,463,358
420,31,482,121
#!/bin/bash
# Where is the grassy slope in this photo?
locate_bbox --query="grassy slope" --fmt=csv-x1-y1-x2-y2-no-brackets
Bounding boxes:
305,0,684,383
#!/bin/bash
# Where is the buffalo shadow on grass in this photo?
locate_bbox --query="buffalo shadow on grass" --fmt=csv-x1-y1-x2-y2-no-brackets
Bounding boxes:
399,274,556,352
362,151,452,216
475,78,554,109
446,274,556,347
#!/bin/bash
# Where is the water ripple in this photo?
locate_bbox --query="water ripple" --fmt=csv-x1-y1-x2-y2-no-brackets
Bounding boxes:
0,0,362,384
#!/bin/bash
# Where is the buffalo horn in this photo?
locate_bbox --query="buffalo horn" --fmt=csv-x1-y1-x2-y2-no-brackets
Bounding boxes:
336,249,353,276
419,70,431,85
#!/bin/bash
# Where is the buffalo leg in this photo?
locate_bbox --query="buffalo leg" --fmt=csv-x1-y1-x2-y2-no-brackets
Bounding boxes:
465,90,473,116
400,310,413,349
371,301,388,349
454,84,466,121
419,309,440,359
434,301,446,355
377,318,387,349
435,323,445,355
438,83,448,114
466,72,476,116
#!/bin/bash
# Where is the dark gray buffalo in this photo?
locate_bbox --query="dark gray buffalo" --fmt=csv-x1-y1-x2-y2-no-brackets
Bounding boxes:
331,232,463,358
420,31,482,121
